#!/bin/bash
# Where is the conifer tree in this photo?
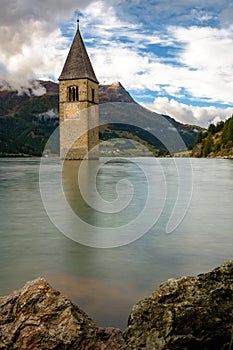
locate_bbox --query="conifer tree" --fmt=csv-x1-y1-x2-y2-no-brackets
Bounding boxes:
203,133,213,157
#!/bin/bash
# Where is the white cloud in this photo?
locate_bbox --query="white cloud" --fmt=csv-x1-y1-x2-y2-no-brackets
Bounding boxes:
0,26,69,94
78,3,233,102
38,109,58,119
0,0,232,127
169,25,233,104
144,97,232,127
81,5,233,129
118,0,232,28
81,0,168,49
0,0,90,92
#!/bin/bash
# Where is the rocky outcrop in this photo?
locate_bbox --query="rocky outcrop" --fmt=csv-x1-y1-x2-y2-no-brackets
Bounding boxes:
99,81,136,104
0,261,232,349
124,260,233,349
0,277,125,350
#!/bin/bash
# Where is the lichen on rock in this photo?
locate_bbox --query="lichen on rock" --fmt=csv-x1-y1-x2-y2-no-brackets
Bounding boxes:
124,260,233,349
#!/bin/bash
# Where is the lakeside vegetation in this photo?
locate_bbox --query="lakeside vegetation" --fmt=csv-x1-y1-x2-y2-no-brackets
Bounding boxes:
192,115,233,158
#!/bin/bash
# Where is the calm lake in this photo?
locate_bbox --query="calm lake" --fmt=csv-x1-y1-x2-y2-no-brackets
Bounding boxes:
0,157,232,329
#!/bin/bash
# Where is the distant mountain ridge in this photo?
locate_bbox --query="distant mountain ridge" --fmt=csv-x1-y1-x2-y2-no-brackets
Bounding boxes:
0,80,200,156
99,81,135,104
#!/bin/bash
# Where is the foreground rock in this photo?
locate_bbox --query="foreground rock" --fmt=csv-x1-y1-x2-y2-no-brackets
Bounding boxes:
0,278,125,350
124,260,233,349
0,261,232,349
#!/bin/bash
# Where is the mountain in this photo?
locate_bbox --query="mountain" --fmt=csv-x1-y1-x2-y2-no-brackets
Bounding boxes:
0,81,59,156
99,81,135,104
0,80,200,156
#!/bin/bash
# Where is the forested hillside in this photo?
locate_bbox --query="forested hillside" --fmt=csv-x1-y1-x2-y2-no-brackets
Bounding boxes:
192,115,233,158
0,80,200,157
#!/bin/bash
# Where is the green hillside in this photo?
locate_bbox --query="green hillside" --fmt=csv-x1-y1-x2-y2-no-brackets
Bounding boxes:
0,80,200,157
0,81,59,156
192,115,233,158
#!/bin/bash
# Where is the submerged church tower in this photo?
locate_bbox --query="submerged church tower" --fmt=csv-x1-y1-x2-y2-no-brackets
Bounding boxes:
59,24,99,159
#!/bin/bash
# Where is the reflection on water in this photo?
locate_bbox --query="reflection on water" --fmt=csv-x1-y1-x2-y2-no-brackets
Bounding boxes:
62,159,148,227
47,273,139,326
0,158,232,329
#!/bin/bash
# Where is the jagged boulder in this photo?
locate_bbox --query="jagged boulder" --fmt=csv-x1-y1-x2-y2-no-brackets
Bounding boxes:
0,277,125,350
0,261,232,349
124,260,233,349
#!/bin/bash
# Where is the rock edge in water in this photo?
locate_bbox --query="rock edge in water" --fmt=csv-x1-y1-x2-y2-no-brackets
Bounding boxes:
0,260,232,349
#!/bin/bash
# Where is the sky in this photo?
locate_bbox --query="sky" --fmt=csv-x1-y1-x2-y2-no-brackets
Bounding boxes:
0,0,233,127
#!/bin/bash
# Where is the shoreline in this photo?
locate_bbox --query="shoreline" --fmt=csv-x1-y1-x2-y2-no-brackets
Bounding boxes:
1,154,233,159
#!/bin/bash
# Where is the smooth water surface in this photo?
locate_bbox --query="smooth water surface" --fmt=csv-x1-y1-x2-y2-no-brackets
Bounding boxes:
0,157,232,329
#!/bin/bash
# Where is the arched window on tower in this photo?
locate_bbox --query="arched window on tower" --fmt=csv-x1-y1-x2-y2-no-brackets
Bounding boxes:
76,86,79,101
92,88,95,102
68,87,72,101
68,86,79,102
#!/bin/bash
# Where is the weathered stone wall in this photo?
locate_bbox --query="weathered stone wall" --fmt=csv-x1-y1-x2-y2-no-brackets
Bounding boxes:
59,78,99,160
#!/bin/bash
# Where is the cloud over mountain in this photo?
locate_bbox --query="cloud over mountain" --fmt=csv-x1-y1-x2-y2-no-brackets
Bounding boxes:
0,0,232,125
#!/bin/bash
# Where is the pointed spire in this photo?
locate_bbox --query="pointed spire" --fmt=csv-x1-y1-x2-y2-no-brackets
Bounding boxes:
76,9,80,30
59,28,98,83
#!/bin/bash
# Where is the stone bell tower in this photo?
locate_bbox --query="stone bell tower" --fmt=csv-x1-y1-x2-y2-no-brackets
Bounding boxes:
58,24,99,160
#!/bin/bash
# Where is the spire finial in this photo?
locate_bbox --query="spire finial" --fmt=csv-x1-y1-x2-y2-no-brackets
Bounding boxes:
75,9,80,30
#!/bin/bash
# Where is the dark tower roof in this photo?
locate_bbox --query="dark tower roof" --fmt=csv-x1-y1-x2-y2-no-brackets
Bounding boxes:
59,29,98,83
